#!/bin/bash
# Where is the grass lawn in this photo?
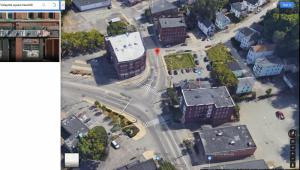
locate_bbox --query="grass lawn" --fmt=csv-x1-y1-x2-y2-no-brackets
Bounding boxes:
206,44,234,63
164,53,195,70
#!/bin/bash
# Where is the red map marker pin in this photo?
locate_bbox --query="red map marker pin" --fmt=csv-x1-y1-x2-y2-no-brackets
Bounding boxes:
154,48,160,56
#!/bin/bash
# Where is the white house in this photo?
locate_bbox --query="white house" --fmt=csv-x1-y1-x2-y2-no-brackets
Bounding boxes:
253,57,284,77
198,19,215,37
230,1,248,18
215,12,231,30
245,0,267,11
236,77,255,94
246,44,276,64
235,27,259,49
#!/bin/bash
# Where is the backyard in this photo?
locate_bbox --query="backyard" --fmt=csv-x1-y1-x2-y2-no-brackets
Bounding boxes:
164,53,195,70
206,44,234,63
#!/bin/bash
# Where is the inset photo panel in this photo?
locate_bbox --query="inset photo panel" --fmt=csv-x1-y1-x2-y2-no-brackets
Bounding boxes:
0,12,60,62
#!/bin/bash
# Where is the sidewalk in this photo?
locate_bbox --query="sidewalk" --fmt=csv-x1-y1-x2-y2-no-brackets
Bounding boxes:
83,97,146,141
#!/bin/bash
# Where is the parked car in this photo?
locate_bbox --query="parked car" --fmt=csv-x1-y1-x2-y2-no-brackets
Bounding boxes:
184,50,192,52
276,111,285,120
111,140,120,149
195,60,199,65
202,37,206,41
193,68,197,73
181,69,184,74
185,68,190,73
174,70,178,75
206,64,212,71
204,57,209,62
181,43,187,46
205,45,211,48
193,54,198,59
168,70,172,75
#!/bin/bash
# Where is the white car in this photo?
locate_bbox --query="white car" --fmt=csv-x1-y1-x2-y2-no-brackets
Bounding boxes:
111,140,120,149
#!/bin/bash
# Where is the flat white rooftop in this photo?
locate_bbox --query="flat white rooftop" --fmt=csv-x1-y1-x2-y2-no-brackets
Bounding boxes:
106,32,145,62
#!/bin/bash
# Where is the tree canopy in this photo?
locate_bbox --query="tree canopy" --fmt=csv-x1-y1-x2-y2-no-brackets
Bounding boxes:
191,0,229,21
159,161,177,170
262,0,299,58
78,126,108,161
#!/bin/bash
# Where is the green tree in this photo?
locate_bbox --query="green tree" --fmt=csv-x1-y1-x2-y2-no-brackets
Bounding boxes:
107,21,130,36
272,31,286,43
159,161,177,170
192,0,220,21
265,88,272,96
78,126,108,161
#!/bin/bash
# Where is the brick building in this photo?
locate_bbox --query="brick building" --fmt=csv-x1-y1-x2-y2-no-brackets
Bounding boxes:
0,12,59,62
105,32,146,79
193,125,257,164
150,0,178,21
157,17,186,45
180,86,235,126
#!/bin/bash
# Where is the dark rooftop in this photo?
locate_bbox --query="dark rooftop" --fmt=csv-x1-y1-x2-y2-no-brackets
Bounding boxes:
239,27,257,37
227,60,243,71
198,18,214,28
150,0,177,14
73,0,110,6
174,80,201,90
197,125,256,155
182,86,235,108
61,115,89,150
206,159,268,169
159,17,186,28
245,0,259,5
255,57,283,67
116,159,157,170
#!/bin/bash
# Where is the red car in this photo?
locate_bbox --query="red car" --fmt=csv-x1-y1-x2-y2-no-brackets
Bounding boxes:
276,111,285,120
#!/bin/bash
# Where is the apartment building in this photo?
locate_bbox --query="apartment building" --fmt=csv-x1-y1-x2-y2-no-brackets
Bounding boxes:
157,17,186,45
253,57,284,77
246,44,276,64
0,12,59,62
105,32,146,79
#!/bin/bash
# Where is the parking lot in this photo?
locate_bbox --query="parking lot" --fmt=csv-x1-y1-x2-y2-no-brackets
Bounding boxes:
167,50,212,84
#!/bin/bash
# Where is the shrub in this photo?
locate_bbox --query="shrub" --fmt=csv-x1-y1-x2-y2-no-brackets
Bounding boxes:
122,125,139,138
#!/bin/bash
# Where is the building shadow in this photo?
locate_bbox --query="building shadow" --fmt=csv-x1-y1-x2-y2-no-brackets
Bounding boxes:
80,160,102,170
87,54,119,85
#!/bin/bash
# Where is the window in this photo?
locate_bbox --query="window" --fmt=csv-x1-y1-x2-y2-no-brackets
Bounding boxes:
28,13,34,19
38,13,43,19
7,13,14,19
48,13,54,19
0,13,4,19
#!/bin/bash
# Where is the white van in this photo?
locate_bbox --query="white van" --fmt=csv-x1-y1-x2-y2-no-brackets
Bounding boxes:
111,140,120,149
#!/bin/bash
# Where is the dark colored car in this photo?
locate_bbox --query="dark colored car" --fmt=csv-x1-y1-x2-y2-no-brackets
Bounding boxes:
185,68,190,73
174,70,178,75
181,69,184,74
193,68,197,73
193,54,198,59
195,60,199,65
168,70,172,75
202,37,206,41
206,64,212,71
205,45,211,48
204,57,209,62
276,111,285,120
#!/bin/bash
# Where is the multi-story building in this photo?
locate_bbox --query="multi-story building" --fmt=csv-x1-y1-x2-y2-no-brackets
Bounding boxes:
246,44,276,64
180,86,235,126
73,0,111,11
230,1,248,18
105,32,146,79
253,57,284,77
236,77,255,94
157,17,186,45
150,0,178,22
235,27,259,49
215,12,231,30
245,0,267,11
0,12,60,62
193,125,257,164
197,18,215,37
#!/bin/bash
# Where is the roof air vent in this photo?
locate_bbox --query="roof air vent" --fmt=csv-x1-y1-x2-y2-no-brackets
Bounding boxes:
216,132,223,136
229,140,235,145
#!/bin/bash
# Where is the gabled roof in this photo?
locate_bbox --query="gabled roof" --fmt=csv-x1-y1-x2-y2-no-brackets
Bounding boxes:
255,57,283,67
159,17,186,28
198,18,214,28
150,0,177,14
231,2,246,11
250,44,276,53
227,60,243,71
216,12,231,23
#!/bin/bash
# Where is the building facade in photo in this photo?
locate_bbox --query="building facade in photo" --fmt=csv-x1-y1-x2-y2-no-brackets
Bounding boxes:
235,27,259,49
246,44,276,64
0,12,60,62
253,57,284,77
158,17,186,45
194,125,257,163
180,86,235,126
73,0,111,11
105,32,146,79
215,12,231,30
197,19,215,37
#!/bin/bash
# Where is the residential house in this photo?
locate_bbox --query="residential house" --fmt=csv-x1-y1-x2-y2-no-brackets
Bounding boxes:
230,1,248,18
253,57,284,77
235,27,259,49
245,0,267,12
197,18,215,37
227,60,255,94
215,12,231,30
150,0,178,21
236,77,255,94
193,125,257,164
158,17,187,45
246,44,276,64
180,86,235,126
